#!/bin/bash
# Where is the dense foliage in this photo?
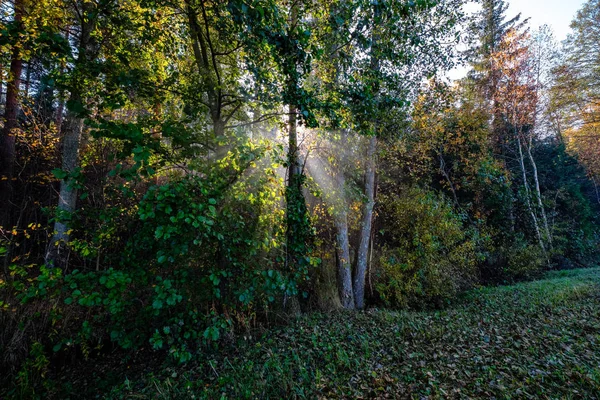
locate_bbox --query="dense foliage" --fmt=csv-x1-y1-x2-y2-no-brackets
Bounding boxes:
32,268,600,398
0,0,598,396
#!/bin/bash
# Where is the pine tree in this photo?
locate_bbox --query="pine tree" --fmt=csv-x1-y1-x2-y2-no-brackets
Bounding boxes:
468,0,525,104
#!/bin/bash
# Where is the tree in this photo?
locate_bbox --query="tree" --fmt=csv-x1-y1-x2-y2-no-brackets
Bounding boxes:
45,0,163,266
563,0,600,127
311,0,466,309
491,27,551,254
0,0,24,228
549,0,600,198
467,0,525,105
45,0,100,266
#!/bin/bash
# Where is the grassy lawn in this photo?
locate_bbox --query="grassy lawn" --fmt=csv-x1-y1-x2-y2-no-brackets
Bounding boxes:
56,268,600,399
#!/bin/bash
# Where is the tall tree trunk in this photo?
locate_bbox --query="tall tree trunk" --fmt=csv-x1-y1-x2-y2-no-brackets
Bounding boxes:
286,105,303,257
24,62,30,98
45,95,85,266
56,98,65,135
282,2,309,315
353,3,381,310
46,2,96,267
439,152,459,206
323,0,354,309
55,31,69,136
0,62,4,105
525,140,552,247
508,195,516,232
284,105,304,315
334,167,354,309
354,135,376,309
0,0,24,228
516,133,545,255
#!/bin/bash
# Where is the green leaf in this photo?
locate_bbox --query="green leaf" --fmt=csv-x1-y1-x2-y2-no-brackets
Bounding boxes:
52,168,68,180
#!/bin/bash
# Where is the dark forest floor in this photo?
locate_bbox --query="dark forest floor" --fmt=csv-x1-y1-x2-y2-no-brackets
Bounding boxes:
18,267,600,399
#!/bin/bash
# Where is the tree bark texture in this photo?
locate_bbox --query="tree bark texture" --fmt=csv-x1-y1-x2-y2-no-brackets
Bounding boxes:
354,135,376,309
0,0,24,228
334,168,354,309
516,133,545,255
46,100,85,265
525,141,552,247
46,2,97,267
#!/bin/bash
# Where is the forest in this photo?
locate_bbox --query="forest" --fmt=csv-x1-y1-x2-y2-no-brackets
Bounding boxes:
1,0,600,397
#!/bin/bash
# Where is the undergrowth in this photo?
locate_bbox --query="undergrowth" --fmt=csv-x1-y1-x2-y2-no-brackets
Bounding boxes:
8,267,597,399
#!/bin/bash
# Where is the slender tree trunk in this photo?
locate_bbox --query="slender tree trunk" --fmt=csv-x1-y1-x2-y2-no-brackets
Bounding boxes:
334,166,354,309
282,2,309,315
516,133,545,255
353,3,381,310
324,1,355,308
528,40,552,249
354,135,376,309
0,0,24,228
439,152,459,206
46,2,96,267
24,62,30,98
56,98,65,135
0,62,4,105
45,95,85,266
525,140,552,247
287,106,300,181
55,31,69,136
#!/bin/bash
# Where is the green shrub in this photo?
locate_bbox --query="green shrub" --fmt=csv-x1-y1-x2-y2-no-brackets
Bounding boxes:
376,187,480,308
503,237,545,281
5,142,315,368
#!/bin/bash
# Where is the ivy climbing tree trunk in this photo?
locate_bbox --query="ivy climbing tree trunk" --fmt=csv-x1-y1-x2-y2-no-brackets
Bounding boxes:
282,1,312,314
0,0,24,228
284,105,306,314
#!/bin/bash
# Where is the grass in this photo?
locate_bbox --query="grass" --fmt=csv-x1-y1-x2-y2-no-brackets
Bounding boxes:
44,268,600,398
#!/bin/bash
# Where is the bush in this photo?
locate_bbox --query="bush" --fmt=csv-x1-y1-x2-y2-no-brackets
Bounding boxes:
375,187,480,308
503,236,545,281
1,141,313,376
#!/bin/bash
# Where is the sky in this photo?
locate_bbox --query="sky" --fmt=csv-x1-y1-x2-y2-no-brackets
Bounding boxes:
505,0,585,42
448,0,587,80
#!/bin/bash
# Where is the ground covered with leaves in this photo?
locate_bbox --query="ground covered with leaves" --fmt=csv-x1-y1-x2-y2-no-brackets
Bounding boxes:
38,268,600,398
